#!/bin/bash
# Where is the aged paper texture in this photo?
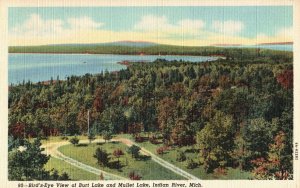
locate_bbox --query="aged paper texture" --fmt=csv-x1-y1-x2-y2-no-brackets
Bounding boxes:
0,0,299,188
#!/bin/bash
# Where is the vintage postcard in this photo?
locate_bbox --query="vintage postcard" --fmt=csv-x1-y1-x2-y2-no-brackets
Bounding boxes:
0,0,299,188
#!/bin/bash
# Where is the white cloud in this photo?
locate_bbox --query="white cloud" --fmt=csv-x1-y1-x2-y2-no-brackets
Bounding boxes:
67,16,103,30
11,14,64,37
9,13,292,46
134,15,175,31
212,20,244,35
134,15,205,34
10,14,104,37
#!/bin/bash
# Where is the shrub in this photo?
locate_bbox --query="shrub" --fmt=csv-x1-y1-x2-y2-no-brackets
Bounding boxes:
113,149,124,157
61,136,69,140
156,147,165,155
176,150,187,162
134,135,144,143
156,145,170,155
214,167,227,175
149,136,159,144
127,145,141,158
186,158,198,169
69,137,79,146
58,172,70,180
50,170,59,180
113,149,124,169
129,171,142,180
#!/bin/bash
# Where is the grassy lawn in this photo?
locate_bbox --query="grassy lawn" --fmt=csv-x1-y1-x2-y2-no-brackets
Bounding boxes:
45,157,99,180
125,135,252,180
58,141,184,180
43,134,252,180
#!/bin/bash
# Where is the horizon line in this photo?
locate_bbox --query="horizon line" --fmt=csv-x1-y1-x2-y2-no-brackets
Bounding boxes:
9,40,294,47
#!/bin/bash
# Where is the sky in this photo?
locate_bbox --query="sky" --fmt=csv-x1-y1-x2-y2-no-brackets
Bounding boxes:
8,6,293,46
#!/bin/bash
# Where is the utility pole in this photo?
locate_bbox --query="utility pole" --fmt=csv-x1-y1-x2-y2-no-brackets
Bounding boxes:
87,110,90,135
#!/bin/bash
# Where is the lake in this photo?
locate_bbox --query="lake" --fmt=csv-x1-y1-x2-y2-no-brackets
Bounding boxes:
217,44,293,51
9,53,218,84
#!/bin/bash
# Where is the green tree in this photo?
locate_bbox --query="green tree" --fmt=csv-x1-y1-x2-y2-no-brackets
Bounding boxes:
231,132,249,170
69,137,79,146
171,117,195,146
93,147,110,167
251,131,292,180
99,107,127,133
58,172,70,180
88,132,96,144
242,118,277,162
102,131,113,143
8,138,50,180
157,97,177,144
48,169,70,180
127,145,141,159
196,111,234,172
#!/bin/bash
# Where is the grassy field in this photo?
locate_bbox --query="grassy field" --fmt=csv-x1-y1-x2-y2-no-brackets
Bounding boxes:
140,141,252,179
58,141,184,180
123,134,252,180
44,135,252,179
45,157,99,180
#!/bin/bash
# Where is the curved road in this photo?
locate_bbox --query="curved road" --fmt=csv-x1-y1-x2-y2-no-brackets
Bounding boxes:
42,139,127,180
42,138,200,180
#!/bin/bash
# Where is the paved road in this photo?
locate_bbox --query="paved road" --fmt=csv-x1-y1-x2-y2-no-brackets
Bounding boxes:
42,138,200,180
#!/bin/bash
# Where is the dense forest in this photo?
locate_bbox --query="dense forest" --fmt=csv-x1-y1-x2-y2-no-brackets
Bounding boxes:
8,47,293,179
9,44,293,59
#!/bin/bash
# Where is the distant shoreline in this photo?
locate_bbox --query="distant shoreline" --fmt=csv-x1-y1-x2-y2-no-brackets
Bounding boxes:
8,52,226,58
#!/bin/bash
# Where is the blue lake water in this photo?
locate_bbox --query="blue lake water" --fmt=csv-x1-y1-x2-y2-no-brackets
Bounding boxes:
253,44,293,51
217,44,293,51
9,53,218,84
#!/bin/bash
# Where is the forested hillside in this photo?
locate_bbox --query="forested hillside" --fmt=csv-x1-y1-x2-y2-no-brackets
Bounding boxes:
8,49,293,179
9,44,293,59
